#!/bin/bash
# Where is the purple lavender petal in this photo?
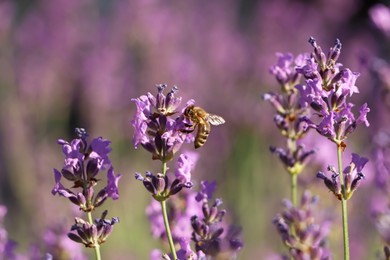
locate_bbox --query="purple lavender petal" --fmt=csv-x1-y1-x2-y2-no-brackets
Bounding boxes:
105,167,121,200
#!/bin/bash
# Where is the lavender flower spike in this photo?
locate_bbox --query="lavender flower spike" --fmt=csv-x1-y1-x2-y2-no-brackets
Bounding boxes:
296,38,370,147
53,128,121,212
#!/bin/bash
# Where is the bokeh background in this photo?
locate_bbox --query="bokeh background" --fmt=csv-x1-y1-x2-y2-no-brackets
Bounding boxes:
0,0,389,259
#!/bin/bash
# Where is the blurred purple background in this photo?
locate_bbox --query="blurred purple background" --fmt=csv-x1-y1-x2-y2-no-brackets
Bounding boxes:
0,0,387,259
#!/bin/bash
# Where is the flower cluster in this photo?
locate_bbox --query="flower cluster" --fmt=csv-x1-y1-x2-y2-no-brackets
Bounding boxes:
296,37,370,149
131,84,194,162
135,152,197,203
273,191,331,260
135,171,193,202
269,145,315,176
52,128,121,248
68,211,119,248
317,153,368,200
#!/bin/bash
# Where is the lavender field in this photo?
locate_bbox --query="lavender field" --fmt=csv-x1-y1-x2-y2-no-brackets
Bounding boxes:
0,0,389,259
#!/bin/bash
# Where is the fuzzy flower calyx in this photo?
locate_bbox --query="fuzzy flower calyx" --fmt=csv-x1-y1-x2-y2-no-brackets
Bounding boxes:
67,210,119,248
135,171,193,202
317,153,368,200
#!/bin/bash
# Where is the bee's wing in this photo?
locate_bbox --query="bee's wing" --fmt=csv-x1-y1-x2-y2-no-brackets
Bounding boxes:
206,114,225,125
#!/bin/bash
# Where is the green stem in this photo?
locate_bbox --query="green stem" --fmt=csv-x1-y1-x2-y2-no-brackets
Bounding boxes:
87,211,102,260
337,144,350,260
161,161,177,260
161,200,177,259
341,199,349,260
291,174,297,207
287,138,298,207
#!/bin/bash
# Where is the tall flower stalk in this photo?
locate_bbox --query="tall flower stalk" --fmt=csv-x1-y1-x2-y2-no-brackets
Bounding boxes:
161,161,177,259
297,37,370,259
132,84,242,259
265,52,315,206
132,84,194,258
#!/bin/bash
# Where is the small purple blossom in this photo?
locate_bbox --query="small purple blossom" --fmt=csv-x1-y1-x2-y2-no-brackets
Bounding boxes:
51,168,68,196
269,52,308,90
175,152,199,183
89,137,112,170
338,69,360,97
105,167,121,200
58,138,84,171
356,103,370,127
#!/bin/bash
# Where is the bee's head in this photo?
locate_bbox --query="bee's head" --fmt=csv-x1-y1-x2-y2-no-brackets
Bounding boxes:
184,105,195,117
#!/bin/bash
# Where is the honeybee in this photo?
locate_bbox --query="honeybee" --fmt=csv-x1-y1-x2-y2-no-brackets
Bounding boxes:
183,105,225,149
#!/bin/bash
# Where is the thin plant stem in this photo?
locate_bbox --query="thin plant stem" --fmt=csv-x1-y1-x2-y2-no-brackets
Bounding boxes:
337,144,350,260
287,137,298,247
161,161,177,260
87,211,102,260
341,199,349,260
291,174,298,207
287,138,298,207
